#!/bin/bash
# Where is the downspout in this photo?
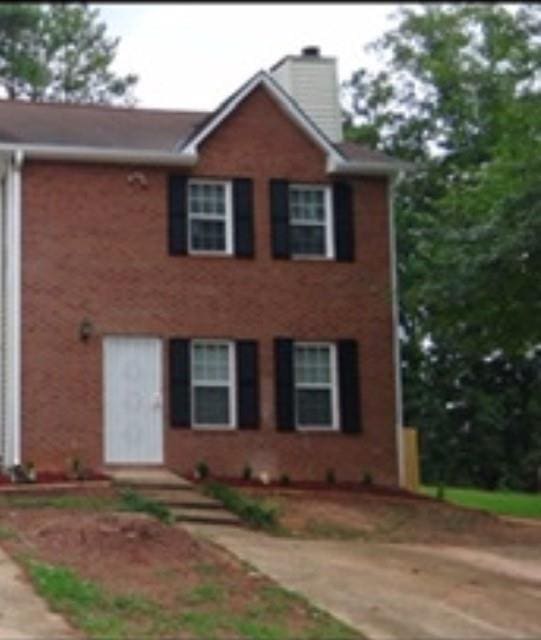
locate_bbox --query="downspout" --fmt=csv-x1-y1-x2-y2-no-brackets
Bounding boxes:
388,177,405,487
5,150,23,467
0,160,5,467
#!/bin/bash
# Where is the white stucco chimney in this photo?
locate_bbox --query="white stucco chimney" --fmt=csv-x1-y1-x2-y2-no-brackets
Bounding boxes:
270,46,343,142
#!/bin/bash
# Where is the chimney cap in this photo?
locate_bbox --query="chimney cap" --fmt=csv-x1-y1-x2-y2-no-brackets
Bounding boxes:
301,46,320,57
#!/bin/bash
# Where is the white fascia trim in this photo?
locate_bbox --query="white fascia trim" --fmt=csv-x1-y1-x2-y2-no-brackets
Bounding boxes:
388,177,405,487
327,157,408,177
0,143,198,167
4,150,23,467
181,71,344,165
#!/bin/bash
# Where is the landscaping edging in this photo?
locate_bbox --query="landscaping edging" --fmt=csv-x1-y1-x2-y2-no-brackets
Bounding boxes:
0,480,111,494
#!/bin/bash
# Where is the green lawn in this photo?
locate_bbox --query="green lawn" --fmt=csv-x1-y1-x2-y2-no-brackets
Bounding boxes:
422,485,541,519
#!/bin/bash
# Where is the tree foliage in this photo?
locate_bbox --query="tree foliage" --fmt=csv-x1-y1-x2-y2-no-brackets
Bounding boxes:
345,3,541,489
0,3,137,103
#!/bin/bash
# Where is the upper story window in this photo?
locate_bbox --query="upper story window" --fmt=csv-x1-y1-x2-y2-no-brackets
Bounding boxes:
289,185,334,259
188,180,233,254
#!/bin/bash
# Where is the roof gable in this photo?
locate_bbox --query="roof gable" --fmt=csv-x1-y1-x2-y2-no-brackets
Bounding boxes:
178,71,344,164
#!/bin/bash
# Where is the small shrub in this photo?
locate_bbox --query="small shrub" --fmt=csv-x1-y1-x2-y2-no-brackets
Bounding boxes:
279,474,290,487
196,461,209,480
436,482,446,501
205,482,279,530
325,468,336,485
119,490,173,524
361,471,373,486
242,464,253,482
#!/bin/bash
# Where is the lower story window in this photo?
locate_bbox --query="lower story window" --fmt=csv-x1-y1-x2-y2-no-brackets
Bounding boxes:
191,341,235,427
294,342,338,429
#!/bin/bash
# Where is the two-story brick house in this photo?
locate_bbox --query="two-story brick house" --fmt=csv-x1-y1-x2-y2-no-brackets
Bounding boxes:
0,48,404,485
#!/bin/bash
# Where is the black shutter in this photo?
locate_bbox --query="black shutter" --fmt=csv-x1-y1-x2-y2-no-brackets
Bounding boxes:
338,339,361,433
168,174,187,255
274,338,295,431
237,340,259,429
270,179,290,258
169,339,191,428
333,182,354,262
233,178,254,258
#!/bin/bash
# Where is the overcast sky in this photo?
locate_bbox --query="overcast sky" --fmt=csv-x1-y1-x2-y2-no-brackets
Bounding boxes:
93,3,404,112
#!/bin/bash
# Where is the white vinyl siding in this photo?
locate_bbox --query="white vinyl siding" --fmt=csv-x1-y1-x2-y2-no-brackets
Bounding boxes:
188,180,233,254
289,185,334,259
294,342,338,430
191,340,236,428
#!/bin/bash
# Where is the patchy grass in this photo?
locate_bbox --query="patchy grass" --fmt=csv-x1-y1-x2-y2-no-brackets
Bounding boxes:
0,524,19,541
0,494,118,511
24,560,164,638
205,483,280,530
118,489,173,524
301,519,365,540
0,500,362,640
422,486,541,519
23,559,359,640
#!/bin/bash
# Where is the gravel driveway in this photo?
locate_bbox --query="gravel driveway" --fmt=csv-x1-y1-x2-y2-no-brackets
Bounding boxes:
187,524,541,640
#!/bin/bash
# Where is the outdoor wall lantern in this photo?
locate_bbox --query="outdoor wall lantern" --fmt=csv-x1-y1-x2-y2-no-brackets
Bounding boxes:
79,317,94,342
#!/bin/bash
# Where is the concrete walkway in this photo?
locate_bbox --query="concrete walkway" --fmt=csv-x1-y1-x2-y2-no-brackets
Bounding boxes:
0,547,76,639
185,524,541,640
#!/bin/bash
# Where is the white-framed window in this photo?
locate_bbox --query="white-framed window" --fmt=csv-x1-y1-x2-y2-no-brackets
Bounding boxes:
294,342,339,430
188,180,233,254
191,340,236,428
289,185,334,259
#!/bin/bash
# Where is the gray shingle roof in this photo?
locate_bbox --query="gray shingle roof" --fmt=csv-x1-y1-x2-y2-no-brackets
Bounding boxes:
0,99,398,167
0,100,208,151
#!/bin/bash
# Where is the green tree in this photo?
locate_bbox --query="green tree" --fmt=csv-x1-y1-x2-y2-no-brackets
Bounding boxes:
0,3,137,103
345,3,541,489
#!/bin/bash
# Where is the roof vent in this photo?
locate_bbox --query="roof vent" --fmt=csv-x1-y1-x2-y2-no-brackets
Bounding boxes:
302,46,320,57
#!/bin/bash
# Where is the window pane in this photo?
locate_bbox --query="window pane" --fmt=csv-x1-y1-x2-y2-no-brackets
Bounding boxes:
291,225,326,256
194,386,229,424
188,183,226,218
296,389,332,426
190,219,226,251
289,188,325,222
192,344,230,382
295,346,331,384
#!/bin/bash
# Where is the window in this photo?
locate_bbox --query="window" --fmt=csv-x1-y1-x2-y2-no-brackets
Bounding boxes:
191,341,235,427
188,180,233,254
289,185,334,258
294,343,338,429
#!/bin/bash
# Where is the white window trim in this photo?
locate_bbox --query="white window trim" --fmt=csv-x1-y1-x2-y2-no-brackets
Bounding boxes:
294,341,339,432
289,184,335,260
187,179,234,256
191,339,237,429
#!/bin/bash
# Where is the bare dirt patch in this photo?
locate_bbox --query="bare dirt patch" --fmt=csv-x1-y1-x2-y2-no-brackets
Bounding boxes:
242,487,541,545
0,496,359,639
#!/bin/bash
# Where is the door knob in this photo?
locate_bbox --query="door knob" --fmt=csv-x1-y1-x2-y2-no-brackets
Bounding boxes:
151,392,162,409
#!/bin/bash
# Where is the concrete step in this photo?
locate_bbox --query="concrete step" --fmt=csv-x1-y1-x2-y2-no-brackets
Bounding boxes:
170,507,241,525
109,468,193,490
138,489,223,509
116,480,195,492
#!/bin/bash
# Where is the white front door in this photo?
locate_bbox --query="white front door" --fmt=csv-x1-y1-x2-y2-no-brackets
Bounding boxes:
104,336,163,464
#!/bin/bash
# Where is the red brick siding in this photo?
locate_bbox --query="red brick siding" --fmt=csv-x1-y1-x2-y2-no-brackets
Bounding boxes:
21,87,399,484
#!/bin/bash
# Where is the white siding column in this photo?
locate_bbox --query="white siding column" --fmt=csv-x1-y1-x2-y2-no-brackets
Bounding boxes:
4,151,23,467
389,178,405,487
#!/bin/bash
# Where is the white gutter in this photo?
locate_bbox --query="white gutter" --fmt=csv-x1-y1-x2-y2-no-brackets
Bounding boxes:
4,150,23,467
388,177,405,487
0,143,198,167
327,156,410,176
